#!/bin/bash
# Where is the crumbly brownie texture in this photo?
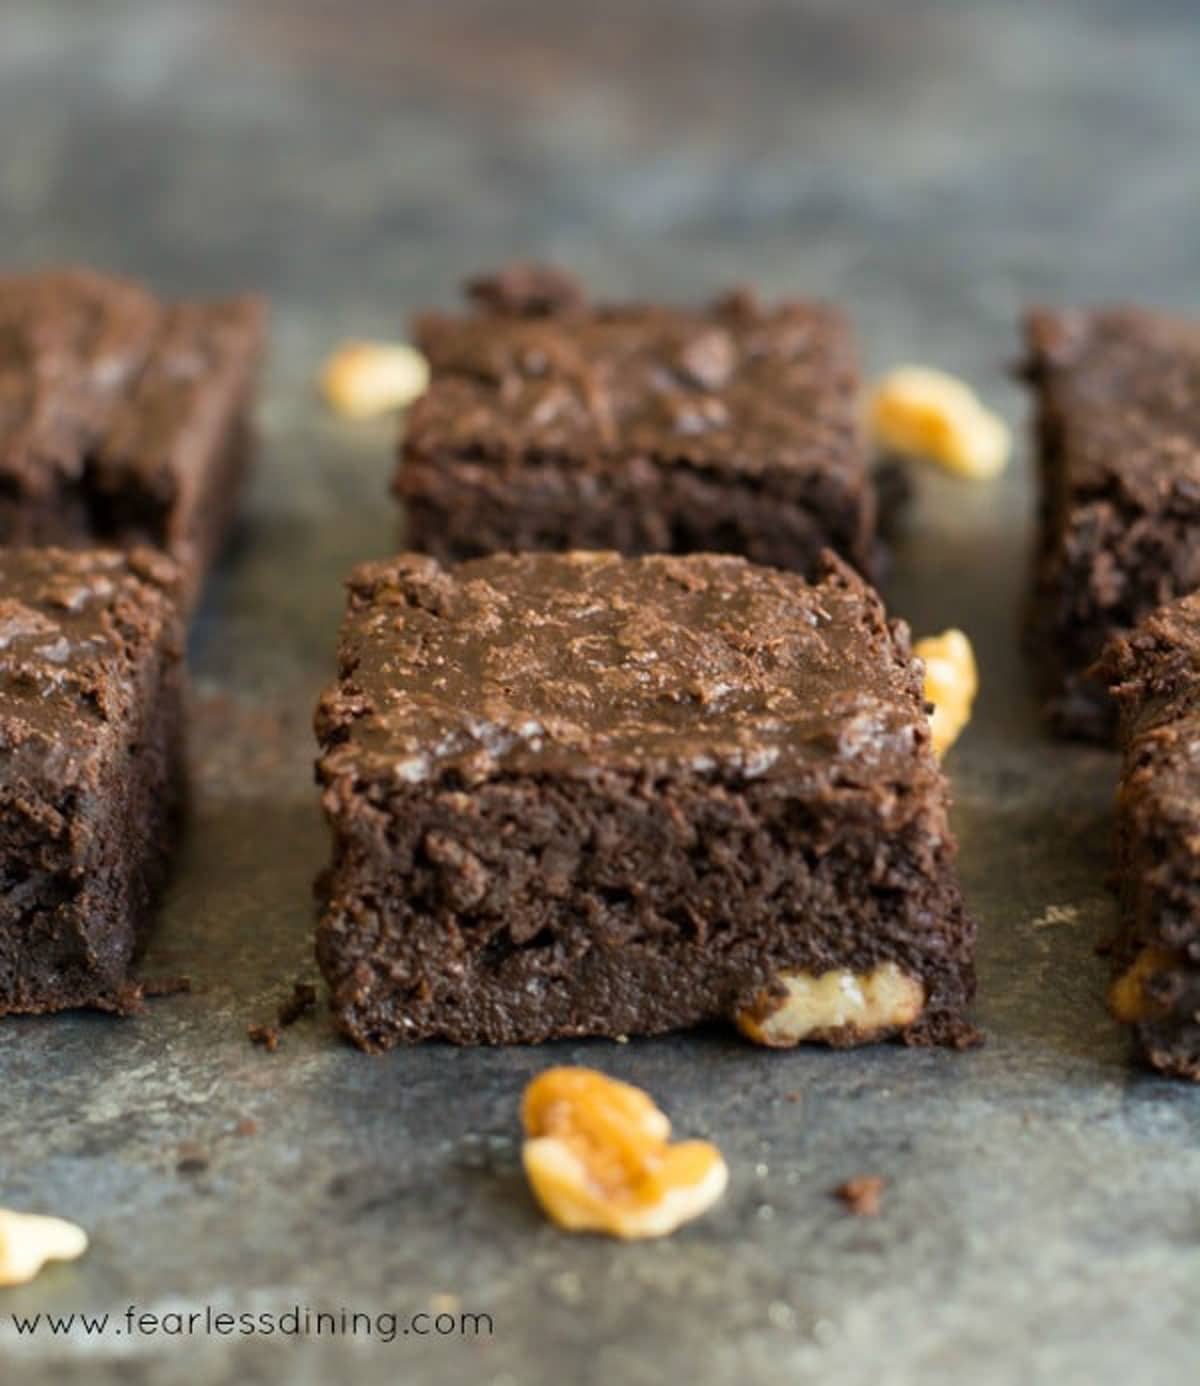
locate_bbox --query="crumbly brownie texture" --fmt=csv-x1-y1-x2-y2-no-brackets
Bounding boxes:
1024,306,1200,741
0,267,265,603
396,266,876,578
315,549,974,1051
1100,594,1200,1078
0,547,185,1015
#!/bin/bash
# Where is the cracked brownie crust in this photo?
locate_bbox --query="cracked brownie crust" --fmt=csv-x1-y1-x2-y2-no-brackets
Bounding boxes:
1024,305,1200,740
396,266,876,578
315,549,974,1051
0,547,185,1015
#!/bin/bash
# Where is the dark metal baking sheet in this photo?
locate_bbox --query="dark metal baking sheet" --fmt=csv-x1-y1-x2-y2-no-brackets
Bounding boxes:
2,2,1199,1382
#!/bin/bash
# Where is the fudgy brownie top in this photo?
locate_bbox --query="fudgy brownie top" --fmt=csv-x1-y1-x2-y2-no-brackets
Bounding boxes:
0,547,181,749
317,549,932,788
0,267,265,500
1024,306,1200,510
406,266,862,484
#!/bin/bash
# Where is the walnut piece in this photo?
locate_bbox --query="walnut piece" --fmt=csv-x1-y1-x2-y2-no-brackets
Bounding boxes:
736,962,925,1047
320,340,430,419
914,628,979,758
869,366,1010,479
0,1209,88,1287
1110,947,1177,1023
521,1067,728,1240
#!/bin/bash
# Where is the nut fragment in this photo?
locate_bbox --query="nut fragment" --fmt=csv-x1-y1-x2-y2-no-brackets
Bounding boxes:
0,1209,88,1287
915,629,979,758
319,340,430,419
1110,946,1177,1023
521,1067,728,1240
736,962,925,1048
869,366,1010,479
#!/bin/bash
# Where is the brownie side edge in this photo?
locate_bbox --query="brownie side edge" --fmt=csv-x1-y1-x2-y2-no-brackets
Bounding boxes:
1098,599,1200,1077
397,452,877,581
315,769,974,1052
1023,305,1200,742
0,548,186,1015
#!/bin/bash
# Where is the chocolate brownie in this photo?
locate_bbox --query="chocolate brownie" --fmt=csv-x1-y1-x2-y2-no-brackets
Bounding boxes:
0,267,266,604
1023,306,1200,740
0,547,185,1015
395,266,876,578
1099,594,1200,1078
314,549,974,1051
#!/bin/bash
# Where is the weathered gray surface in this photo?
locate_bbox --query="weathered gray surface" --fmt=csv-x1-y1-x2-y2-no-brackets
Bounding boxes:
1,1,1198,1381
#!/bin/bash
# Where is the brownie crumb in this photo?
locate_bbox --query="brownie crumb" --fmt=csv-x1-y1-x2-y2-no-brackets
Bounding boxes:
278,981,318,1028
176,1142,210,1176
247,1023,281,1052
245,981,318,1052
835,1175,885,1216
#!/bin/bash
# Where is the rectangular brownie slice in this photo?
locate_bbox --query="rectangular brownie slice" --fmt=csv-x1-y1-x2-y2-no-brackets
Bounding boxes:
0,267,266,605
1100,594,1200,1078
1023,306,1200,741
314,549,974,1051
395,265,876,579
0,547,184,1015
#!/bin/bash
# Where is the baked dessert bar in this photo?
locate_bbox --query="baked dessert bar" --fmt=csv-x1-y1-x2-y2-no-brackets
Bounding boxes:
315,548,975,1050
0,547,184,1015
1100,593,1200,1077
1024,305,1200,740
395,265,876,578
0,266,265,604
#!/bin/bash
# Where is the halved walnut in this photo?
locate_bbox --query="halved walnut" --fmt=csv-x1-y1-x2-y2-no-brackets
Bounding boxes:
736,963,925,1047
521,1067,727,1239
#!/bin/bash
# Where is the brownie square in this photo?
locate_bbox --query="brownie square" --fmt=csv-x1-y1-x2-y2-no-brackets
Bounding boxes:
315,549,974,1051
1023,305,1200,741
395,265,876,578
0,547,185,1015
0,267,266,605
1100,594,1200,1077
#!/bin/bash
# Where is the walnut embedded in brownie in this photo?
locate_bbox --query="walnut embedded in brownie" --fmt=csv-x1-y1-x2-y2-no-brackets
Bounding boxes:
0,267,266,604
395,267,876,578
1023,305,1200,741
1099,594,1200,1078
314,549,974,1051
0,547,185,1016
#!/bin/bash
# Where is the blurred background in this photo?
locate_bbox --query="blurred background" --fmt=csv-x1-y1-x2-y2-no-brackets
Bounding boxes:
6,0,1195,641
5,0,1199,344
6,0,1198,634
